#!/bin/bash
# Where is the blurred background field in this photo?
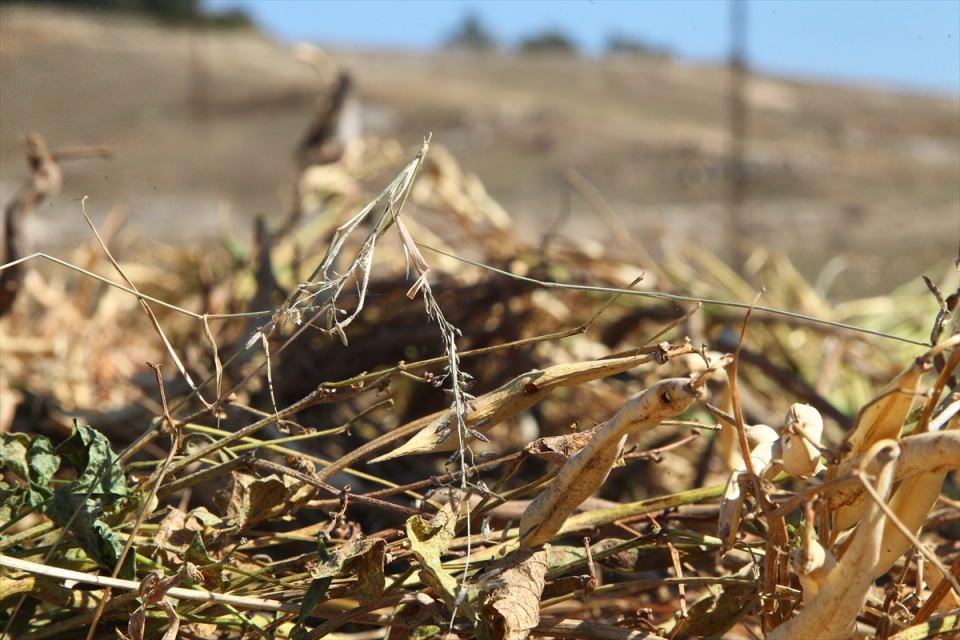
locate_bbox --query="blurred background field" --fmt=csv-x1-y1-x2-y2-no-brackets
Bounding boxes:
1,1,957,296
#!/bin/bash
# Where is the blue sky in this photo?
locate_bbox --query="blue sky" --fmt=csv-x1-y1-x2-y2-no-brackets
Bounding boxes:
207,1,960,95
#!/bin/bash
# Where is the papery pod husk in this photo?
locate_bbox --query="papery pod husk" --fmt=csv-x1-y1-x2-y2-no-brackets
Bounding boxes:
826,430,960,515
831,359,926,531
792,535,836,600
872,416,958,579
844,359,925,454
771,442,900,640
717,426,779,550
519,379,700,548
780,403,823,478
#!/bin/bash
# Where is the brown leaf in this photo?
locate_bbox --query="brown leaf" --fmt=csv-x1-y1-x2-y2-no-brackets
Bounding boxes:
310,537,387,604
226,471,316,530
477,547,549,640
525,425,600,463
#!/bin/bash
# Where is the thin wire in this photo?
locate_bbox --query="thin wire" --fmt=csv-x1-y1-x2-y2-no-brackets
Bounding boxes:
417,243,929,348
0,252,276,320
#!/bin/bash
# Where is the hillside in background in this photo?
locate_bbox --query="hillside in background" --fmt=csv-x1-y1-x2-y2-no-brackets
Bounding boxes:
1,5,958,296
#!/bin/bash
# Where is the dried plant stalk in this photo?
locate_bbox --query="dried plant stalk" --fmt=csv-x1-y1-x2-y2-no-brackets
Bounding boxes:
375,345,692,462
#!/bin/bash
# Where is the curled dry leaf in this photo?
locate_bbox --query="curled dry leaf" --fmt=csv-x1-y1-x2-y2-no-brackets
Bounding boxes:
373,346,692,462
525,425,601,464
405,502,463,611
519,378,700,548
126,563,202,640
673,581,757,639
476,547,549,640
224,471,317,530
770,441,900,640
309,537,387,604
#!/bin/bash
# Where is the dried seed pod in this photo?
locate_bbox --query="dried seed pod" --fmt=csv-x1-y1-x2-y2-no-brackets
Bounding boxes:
771,441,900,640
519,378,700,548
373,349,692,462
872,417,957,579
872,468,946,579
844,360,926,455
746,424,780,451
827,430,960,513
780,403,823,477
792,507,835,600
793,536,835,600
831,360,926,531
717,427,779,550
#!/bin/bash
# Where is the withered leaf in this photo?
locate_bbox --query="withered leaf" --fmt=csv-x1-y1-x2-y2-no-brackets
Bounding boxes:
476,547,549,640
310,537,386,604
405,503,461,610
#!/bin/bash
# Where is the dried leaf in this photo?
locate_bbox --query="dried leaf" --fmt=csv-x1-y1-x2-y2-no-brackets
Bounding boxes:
525,426,600,464
226,471,315,530
310,537,386,603
405,503,462,610
674,582,757,639
126,564,201,640
476,547,549,640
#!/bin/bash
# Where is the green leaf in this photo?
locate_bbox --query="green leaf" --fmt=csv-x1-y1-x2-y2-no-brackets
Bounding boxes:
410,625,441,640
316,532,331,561
185,531,224,589
0,482,26,522
46,489,135,579
0,433,30,480
27,436,60,490
290,577,332,640
57,421,126,502
0,433,60,514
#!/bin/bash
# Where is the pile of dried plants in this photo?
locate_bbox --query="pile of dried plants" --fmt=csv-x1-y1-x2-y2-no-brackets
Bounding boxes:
0,106,958,640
